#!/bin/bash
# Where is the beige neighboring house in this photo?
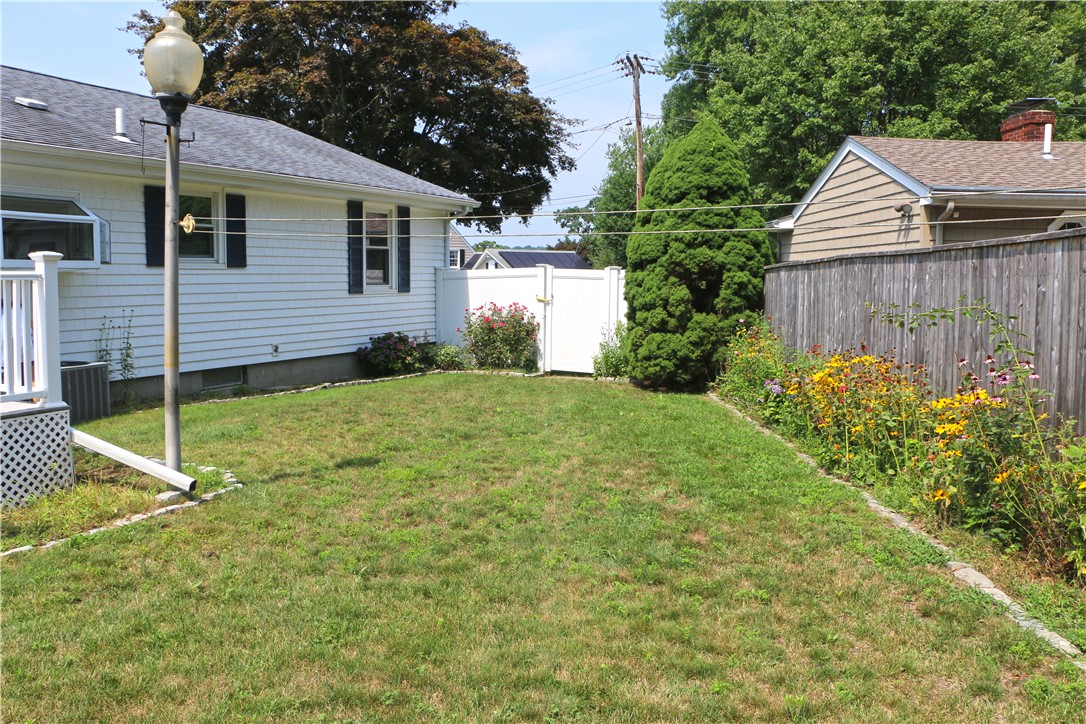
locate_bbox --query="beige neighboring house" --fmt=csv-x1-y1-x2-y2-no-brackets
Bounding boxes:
772,109,1086,262
448,225,474,268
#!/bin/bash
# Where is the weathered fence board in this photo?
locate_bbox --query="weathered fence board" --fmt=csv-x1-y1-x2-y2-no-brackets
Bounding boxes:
765,228,1086,432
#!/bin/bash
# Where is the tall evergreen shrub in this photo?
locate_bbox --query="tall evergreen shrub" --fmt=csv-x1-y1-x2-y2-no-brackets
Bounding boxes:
624,117,774,389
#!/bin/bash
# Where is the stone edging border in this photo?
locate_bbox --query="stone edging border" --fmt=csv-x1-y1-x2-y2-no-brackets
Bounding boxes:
1,465,242,558
707,393,1086,672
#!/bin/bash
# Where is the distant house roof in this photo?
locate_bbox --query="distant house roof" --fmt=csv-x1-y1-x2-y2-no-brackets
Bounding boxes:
1,66,477,208
461,248,592,270
850,136,1086,192
449,226,473,253
791,135,1085,223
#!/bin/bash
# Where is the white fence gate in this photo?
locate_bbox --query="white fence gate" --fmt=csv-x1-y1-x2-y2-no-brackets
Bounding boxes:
436,265,626,374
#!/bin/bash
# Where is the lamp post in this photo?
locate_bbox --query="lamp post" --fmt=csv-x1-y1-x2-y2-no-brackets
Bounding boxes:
144,9,203,472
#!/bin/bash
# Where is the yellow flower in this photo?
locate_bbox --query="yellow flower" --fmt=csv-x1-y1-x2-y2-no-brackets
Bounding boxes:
926,489,950,503
1078,479,1086,490
942,450,963,458
994,471,1010,485
935,422,966,436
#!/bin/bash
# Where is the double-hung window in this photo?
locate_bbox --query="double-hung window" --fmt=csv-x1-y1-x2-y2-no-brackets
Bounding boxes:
348,202,410,294
1,193,104,269
179,193,217,259
365,210,392,287
143,185,247,268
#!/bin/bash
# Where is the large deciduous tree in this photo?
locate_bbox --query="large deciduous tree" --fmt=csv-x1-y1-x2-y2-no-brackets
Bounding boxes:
624,118,773,390
662,0,1086,205
127,1,574,231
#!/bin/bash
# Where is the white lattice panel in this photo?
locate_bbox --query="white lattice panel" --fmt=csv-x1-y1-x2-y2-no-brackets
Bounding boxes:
2,406,74,507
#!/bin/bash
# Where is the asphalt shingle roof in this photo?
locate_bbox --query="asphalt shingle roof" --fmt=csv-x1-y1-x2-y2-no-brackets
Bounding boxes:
460,249,592,270
850,135,1086,192
1,66,474,204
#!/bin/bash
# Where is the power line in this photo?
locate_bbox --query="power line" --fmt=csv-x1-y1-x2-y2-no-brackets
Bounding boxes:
531,62,621,91
549,75,624,100
537,67,624,96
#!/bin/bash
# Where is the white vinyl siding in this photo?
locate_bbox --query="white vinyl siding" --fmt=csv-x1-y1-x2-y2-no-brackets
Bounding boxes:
2,163,446,380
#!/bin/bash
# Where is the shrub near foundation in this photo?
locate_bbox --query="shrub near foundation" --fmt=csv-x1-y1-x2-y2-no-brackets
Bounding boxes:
357,332,422,377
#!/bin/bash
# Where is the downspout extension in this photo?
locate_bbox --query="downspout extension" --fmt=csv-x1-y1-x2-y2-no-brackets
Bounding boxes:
935,201,955,245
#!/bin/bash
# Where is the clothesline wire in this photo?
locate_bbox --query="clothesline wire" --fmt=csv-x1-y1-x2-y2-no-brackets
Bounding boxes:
191,185,1085,225
197,213,1079,240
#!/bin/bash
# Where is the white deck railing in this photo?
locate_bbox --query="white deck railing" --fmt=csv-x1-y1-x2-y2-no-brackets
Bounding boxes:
1,252,63,406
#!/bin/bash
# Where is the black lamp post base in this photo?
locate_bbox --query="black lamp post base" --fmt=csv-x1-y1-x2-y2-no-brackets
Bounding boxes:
156,93,190,126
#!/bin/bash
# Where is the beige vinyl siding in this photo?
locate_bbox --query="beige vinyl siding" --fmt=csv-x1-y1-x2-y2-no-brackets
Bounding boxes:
4,163,448,380
937,206,1059,244
788,152,922,261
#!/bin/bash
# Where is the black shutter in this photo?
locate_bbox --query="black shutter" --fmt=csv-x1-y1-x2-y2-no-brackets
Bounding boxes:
225,194,247,268
144,185,165,267
348,200,364,293
397,205,410,293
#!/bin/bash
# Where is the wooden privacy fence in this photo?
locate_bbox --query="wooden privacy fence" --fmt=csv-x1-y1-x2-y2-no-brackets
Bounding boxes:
436,265,626,374
764,228,1086,432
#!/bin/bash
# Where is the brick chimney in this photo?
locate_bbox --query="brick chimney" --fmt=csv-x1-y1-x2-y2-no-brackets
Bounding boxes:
1000,109,1055,142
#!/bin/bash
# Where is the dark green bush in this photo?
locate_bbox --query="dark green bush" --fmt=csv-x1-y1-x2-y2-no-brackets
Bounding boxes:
624,117,774,390
357,332,422,377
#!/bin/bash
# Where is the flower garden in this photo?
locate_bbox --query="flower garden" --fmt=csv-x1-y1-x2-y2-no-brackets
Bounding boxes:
718,314,1086,584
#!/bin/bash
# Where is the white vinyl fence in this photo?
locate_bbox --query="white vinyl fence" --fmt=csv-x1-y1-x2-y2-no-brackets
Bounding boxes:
436,265,626,374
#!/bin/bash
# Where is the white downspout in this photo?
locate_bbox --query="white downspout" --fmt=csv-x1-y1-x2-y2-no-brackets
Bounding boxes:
935,201,955,245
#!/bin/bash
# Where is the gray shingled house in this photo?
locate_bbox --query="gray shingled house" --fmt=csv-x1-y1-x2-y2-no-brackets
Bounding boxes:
460,248,592,271
772,109,1085,262
1,66,478,396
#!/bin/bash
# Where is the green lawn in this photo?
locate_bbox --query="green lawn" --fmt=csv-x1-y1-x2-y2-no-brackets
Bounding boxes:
2,375,1083,721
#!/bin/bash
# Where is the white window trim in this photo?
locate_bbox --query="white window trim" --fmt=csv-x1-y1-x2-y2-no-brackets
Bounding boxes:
1048,209,1086,232
179,185,226,268
1,189,102,270
363,205,396,293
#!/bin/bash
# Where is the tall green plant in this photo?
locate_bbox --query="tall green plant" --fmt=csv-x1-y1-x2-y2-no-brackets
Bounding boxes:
623,117,774,390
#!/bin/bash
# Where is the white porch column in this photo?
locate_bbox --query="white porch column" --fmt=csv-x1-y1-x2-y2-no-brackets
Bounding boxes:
29,251,63,406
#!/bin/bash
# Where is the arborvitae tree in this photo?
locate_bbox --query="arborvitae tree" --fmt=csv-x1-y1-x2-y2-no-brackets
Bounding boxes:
624,117,773,390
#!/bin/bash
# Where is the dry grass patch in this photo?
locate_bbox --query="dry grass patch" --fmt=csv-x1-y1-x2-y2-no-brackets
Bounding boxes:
2,376,1083,722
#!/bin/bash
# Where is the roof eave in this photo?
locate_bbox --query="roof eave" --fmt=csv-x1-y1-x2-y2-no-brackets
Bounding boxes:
1,138,480,211
790,137,930,224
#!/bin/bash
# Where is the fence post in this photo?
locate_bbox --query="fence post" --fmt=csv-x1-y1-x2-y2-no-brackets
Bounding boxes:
30,251,63,406
604,266,623,329
538,265,553,373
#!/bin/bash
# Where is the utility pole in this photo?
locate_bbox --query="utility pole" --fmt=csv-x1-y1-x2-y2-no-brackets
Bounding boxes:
619,54,656,205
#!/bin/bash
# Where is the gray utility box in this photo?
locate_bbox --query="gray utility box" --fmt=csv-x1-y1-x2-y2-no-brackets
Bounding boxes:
60,361,111,424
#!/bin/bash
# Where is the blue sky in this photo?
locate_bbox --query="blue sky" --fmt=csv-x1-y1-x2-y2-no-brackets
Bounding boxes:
1,0,673,246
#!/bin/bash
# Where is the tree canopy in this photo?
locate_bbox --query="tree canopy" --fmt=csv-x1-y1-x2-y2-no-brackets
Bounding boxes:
127,1,575,231
624,118,773,390
662,0,1086,205
556,125,668,268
